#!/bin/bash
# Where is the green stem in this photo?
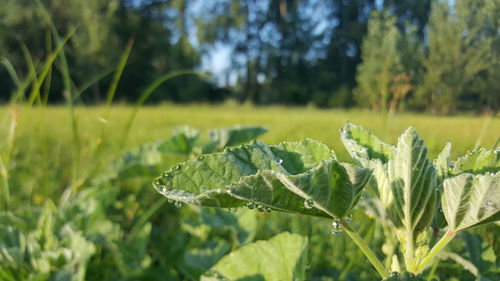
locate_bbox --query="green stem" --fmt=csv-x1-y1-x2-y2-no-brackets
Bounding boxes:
405,227,415,272
341,222,390,278
415,230,456,274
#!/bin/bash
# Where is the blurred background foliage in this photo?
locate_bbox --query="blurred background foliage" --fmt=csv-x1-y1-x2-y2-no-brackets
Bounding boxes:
0,0,498,114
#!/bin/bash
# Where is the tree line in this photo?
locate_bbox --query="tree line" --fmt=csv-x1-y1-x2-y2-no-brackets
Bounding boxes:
0,0,498,114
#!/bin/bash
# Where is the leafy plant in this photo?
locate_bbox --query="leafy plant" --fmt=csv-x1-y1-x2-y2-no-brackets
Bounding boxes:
153,122,500,280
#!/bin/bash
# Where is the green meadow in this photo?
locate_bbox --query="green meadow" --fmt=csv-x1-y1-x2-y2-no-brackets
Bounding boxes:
4,104,498,205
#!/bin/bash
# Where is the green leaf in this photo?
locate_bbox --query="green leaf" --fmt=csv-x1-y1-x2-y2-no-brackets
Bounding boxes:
434,142,452,185
95,126,200,183
200,232,308,281
452,148,500,175
340,123,394,208
441,171,500,232
153,139,350,218
157,125,200,154
340,122,394,165
387,128,437,232
274,161,371,219
432,142,452,229
208,126,267,149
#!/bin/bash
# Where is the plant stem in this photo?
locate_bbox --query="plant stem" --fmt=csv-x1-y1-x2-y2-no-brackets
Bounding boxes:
415,230,456,274
341,222,390,278
405,227,415,272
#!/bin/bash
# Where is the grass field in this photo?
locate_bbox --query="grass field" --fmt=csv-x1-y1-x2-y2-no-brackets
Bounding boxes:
1,104,499,281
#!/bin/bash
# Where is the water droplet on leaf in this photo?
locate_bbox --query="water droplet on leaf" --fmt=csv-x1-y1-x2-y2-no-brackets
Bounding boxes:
304,199,314,209
345,214,352,223
331,219,342,235
275,158,283,165
257,204,266,212
247,201,256,209
174,201,182,208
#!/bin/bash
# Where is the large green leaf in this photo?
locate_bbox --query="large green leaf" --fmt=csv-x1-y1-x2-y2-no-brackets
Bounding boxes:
340,122,394,165
340,123,394,207
275,161,371,219
441,171,500,232
387,128,437,232
200,232,308,281
154,139,369,218
451,148,500,175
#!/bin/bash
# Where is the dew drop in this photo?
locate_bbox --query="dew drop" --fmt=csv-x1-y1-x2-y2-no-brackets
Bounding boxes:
158,185,169,193
275,158,283,165
331,229,341,236
257,204,266,212
304,199,314,209
331,219,342,235
247,201,256,209
266,207,272,212
174,201,182,208
167,198,173,203
345,214,352,223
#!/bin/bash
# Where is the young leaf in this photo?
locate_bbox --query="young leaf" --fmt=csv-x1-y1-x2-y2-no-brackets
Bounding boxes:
441,171,500,232
340,122,394,165
153,139,335,214
432,142,452,229
340,122,394,207
451,148,500,175
387,128,437,232
200,232,308,281
433,142,452,185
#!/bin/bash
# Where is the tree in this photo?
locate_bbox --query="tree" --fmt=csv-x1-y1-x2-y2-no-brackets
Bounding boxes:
415,0,496,114
355,11,402,112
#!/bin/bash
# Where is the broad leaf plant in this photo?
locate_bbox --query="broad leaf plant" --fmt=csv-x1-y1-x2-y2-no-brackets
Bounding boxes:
153,123,500,280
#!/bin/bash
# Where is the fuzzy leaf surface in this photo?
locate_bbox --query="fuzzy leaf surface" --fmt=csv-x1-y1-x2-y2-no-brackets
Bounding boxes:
434,142,452,185
340,123,394,207
274,161,371,218
452,148,500,175
387,128,437,231
441,171,500,231
154,139,337,217
200,232,308,281
340,122,394,165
